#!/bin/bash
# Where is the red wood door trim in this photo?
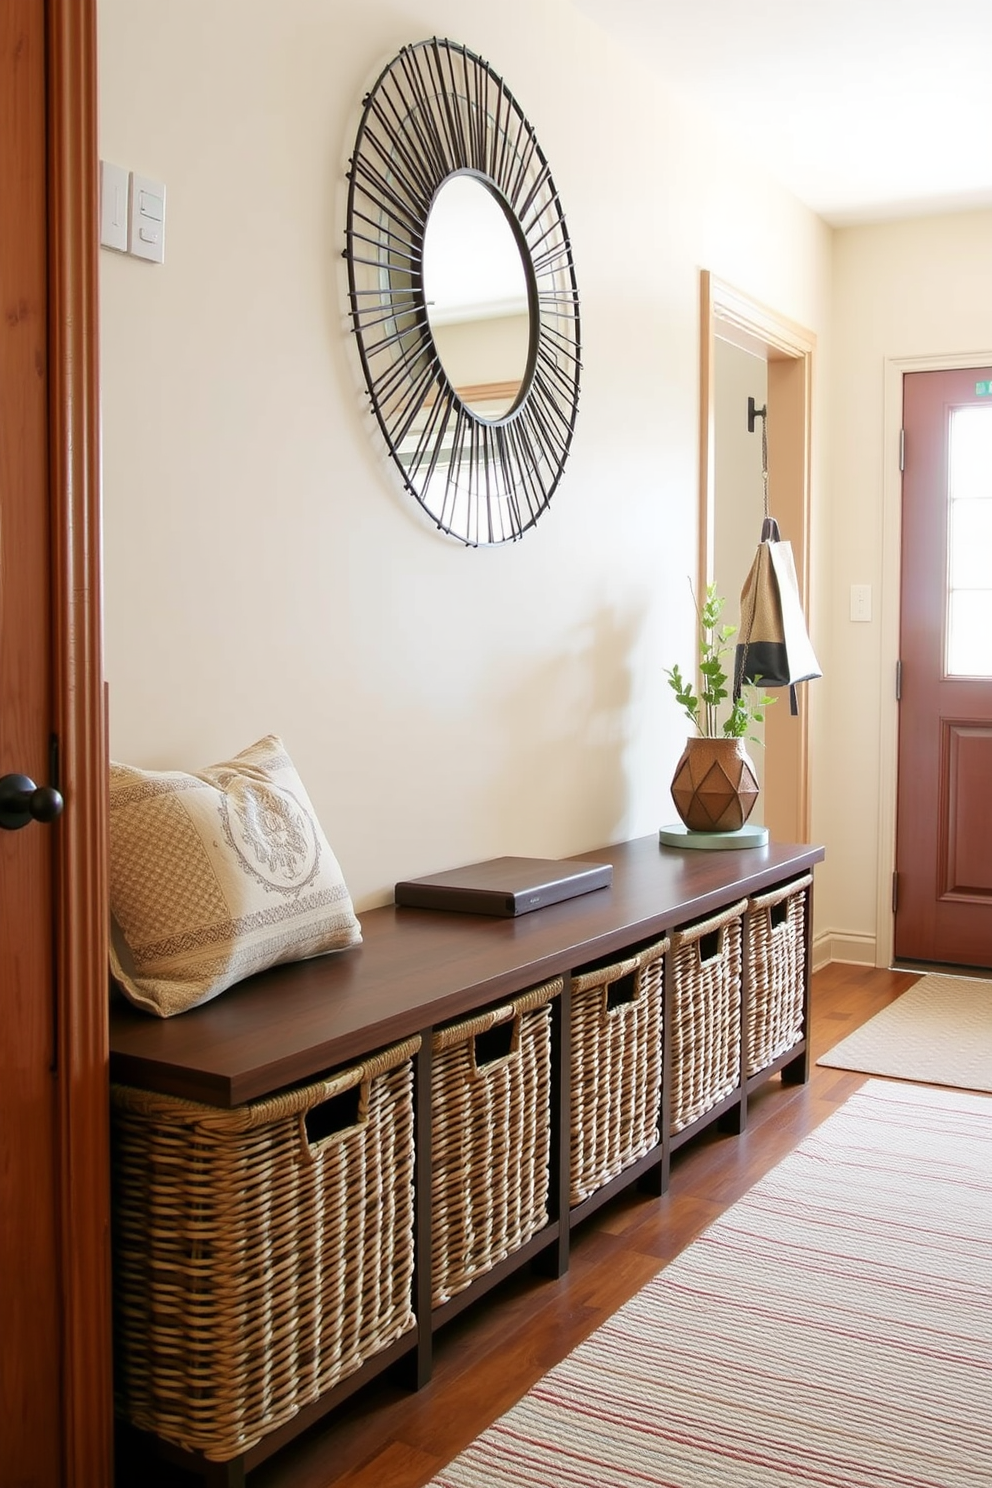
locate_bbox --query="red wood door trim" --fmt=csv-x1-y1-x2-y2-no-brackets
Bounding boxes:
48,0,114,1480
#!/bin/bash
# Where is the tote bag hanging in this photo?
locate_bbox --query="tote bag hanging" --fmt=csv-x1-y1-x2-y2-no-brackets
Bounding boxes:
733,410,821,715
734,516,821,715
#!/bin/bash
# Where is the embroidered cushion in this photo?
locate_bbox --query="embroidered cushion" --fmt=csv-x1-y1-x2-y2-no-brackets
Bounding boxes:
109,734,361,1016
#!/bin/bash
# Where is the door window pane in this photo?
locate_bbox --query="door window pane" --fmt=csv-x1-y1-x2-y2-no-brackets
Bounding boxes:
946,405,992,677
949,406,992,501
947,591,992,676
948,499,992,589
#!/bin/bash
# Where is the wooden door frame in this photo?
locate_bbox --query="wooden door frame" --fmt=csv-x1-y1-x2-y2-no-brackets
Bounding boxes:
875,348,992,969
699,272,816,844
47,0,113,1479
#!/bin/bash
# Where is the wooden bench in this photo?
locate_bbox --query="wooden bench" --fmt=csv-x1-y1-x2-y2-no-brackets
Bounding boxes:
109,834,823,1486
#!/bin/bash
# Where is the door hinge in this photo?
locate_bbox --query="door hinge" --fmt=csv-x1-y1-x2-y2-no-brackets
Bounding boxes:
892,871,899,914
895,659,902,700
898,428,905,471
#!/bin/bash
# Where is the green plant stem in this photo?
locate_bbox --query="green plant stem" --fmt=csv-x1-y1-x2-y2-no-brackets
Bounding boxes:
664,581,774,741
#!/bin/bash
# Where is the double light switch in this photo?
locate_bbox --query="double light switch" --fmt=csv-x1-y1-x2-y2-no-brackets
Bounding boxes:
130,174,166,262
99,161,166,263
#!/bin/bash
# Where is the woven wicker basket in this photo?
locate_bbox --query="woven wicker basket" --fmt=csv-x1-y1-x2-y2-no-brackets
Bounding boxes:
111,1036,420,1463
746,873,811,1076
668,899,746,1134
569,935,668,1205
431,977,562,1307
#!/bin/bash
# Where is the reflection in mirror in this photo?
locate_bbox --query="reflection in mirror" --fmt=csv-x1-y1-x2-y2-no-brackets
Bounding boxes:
344,37,581,546
423,174,532,419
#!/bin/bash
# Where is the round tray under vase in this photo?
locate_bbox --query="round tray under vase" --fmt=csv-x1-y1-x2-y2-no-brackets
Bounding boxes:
659,823,770,851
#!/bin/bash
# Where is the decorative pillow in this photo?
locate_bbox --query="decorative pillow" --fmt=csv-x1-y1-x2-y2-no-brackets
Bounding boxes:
109,734,362,1017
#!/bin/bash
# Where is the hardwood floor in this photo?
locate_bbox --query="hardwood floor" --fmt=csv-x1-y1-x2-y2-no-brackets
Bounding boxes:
115,961,919,1488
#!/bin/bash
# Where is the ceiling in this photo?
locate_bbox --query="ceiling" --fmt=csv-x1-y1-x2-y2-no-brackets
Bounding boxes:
575,0,992,227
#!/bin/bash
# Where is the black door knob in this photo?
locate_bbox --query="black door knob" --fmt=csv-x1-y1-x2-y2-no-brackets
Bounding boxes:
0,773,65,831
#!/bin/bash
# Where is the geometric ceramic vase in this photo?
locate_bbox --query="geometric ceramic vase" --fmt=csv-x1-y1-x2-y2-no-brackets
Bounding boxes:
670,736,760,833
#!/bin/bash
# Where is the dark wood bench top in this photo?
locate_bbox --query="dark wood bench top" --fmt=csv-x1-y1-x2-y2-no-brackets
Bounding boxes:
108,835,824,1106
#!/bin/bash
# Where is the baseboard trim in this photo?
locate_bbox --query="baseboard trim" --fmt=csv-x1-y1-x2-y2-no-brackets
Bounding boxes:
812,931,877,971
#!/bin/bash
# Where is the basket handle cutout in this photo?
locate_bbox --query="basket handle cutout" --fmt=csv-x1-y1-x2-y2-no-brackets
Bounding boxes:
473,1017,517,1069
300,1082,368,1159
769,900,790,931
696,927,723,964
606,969,638,1011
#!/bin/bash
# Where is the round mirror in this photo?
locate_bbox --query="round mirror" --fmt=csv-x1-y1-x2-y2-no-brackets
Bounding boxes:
422,174,534,420
344,38,581,547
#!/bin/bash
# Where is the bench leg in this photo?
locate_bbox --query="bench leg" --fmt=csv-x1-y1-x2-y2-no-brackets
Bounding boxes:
781,1045,810,1084
203,1457,245,1488
637,1151,669,1196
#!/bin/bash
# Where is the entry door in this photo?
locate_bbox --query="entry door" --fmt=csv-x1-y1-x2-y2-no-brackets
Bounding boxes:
1,4,64,1479
895,367,992,967
2,3,113,1481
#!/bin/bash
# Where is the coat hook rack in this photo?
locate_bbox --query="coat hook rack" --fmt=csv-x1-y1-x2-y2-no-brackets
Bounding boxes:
747,396,767,433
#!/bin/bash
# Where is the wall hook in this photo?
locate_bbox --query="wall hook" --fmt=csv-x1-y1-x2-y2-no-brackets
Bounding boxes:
747,396,767,433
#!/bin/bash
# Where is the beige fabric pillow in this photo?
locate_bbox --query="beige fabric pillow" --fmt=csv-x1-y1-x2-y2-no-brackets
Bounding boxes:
109,735,362,1017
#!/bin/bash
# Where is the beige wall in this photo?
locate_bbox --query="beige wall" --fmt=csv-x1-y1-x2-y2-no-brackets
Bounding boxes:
826,207,992,964
97,0,832,911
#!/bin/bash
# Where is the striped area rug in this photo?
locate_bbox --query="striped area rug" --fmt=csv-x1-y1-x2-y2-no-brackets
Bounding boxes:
427,1081,992,1488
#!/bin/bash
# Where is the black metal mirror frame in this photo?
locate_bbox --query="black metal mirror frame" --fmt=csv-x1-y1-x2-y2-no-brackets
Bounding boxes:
344,37,581,546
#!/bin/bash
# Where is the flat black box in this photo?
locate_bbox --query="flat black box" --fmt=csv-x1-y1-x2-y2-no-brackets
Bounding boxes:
394,855,613,917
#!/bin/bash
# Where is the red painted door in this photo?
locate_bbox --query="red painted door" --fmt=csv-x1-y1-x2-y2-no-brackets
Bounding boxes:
0,3,64,1480
895,367,992,968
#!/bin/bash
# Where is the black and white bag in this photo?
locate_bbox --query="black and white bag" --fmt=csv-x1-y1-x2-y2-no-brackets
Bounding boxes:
734,516,821,715
733,410,821,715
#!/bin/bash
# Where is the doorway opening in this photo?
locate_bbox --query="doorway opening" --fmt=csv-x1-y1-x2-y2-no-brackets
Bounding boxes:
699,272,816,844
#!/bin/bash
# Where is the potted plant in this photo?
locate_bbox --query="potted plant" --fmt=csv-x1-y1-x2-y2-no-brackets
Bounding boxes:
665,584,774,833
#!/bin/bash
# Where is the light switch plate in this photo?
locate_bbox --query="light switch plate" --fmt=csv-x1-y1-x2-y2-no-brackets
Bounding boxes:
850,583,872,623
99,161,129,252
128,172,166,263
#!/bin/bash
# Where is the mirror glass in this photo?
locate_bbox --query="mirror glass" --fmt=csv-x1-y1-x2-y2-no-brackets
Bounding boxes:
423,174,532,420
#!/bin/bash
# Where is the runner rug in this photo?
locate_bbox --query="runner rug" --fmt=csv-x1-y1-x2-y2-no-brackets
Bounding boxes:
817,974,992,1092
426,1080,992,1488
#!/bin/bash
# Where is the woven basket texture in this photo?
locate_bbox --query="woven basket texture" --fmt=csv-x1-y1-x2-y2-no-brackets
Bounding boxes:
669,900,746,1134
431,978,562,1307
569,936,669,1205
111,1036,419,1463
746,874,811,1076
